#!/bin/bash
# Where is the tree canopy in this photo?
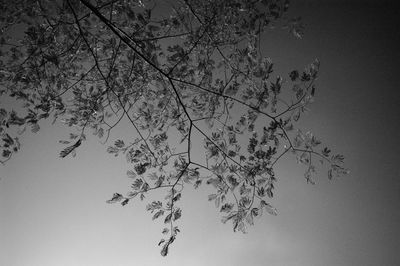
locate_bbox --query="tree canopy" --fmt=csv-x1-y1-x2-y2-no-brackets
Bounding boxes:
0,0,348,256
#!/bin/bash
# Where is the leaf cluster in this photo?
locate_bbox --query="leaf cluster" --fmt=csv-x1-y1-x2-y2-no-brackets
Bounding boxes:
0,0,348,255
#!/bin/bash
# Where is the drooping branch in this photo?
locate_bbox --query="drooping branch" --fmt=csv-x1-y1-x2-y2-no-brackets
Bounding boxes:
68,0,157,161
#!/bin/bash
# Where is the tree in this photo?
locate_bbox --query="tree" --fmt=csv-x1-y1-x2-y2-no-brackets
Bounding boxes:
0,0,348,256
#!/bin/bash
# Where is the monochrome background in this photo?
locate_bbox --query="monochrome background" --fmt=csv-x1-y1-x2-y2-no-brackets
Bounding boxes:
1,0,399,265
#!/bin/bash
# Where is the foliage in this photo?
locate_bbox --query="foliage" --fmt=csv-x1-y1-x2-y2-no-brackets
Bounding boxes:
0,0,348,256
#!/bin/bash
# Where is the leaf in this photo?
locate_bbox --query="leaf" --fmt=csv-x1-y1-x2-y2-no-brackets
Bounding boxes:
293,109,301,121
289,70,299,81
208,194,217,201
152,210,165,220
239,183,251,196
164,213,172,224
310,135,321,147
227,175,239,189
220,203,234,213
155,175,165,187
59,139,81,158
257,187,265,197
114,139,125,148
224,84,239,96
221,213,236,224
322,147,331,157
146,201,162,212
134,163,149,175
301,70,311,81
173,208,181,221
106,193,123,204
172,193,181,202
311,86,316,96
143,182,150,191
328,169,333,180
158,239,165,246
332,154,345,164
127,191,138,198
245,211,254,225
266,187,273,198
97,127,104,138
247,136,258,154
2,149,11,158
194,179,202,189
240,196,251,207
172,226,180,235
131,179,143,190
251,208,259,217
215,196,221,208
30,123,40,133
127,170,137,179
228,150,237,157
260,200,277,216
160,242,169,257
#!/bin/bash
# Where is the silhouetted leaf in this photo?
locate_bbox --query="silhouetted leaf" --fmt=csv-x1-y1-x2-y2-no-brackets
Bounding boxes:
260,200,277,216
152,210,165,220
106,193,123,204
59,139,81,158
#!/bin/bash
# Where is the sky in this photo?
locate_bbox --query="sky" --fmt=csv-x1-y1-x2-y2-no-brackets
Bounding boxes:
1,0,400,265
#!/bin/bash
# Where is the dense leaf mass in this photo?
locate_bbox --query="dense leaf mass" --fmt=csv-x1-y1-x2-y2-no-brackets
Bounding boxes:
0,0,348,256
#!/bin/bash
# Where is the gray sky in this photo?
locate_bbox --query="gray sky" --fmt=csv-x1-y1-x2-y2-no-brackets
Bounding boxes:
1,1,400,265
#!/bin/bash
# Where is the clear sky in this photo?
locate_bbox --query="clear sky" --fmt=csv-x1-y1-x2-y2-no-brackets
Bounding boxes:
1,0,400,265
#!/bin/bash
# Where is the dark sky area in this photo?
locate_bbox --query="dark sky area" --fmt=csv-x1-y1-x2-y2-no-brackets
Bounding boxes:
1,0,400,265
291,0,400,263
